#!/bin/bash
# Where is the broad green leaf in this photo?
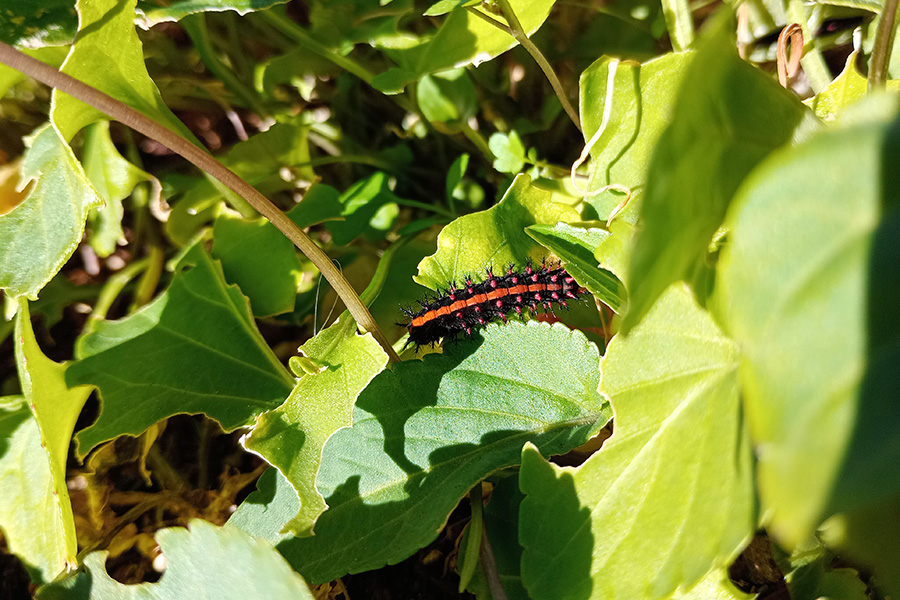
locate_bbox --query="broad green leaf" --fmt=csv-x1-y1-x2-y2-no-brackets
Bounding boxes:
0,398,70,584
622,10,808,332
286,183,344,228
526,222,625,312
38,519,314,600
82,121,152,257
416,174,580,291
489,131,527,174
446,153,470,202
243,314,388,535
228,467,298,545
520,286,753,600
5,302,93,582
135,0,289,28
461,475,528,600
0,124,102,299
0,0,77,47
417,68,478,130
715,97,900,547
593,219,636,285
372,0,555,94
325,172,402,245
578,53,690,223
67,244,294,457
278,321,610,583
222,119,313,192
212,213,303,317
52,0,197,143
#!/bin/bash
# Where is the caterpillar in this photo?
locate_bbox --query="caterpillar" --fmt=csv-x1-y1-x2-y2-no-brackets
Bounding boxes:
401,262,586,348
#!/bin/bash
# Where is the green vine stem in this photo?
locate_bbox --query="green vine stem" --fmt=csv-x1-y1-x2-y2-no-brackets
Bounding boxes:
660,0,694,52
468,3,582,133
870,0,900,90
0,41,401,364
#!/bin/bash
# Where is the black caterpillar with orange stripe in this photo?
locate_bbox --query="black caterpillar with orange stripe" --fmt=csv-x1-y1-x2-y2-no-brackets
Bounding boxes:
402,262,586,348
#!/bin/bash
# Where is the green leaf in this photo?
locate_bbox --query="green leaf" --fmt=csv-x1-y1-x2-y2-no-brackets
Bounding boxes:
286,183,344,229
135,0,289,29
82,121,152,258
67,244,294,457
417,68,478,129
416,174,580,291
38,519,314,600
526,222,626,312
622,10,808,333
212,213,303,317
3,302,93,582
0,398,70,584
446,153,470,202
489,131,527,174
278,321,610,583
519,285,754,600
806,52,867,122
372,0,556,94
227,467,298,545
325,172,402,245
0,0,77,47
578,53,690,223
242,314,388,535
0,125,103,299
715,97,900,547
52,0,198,143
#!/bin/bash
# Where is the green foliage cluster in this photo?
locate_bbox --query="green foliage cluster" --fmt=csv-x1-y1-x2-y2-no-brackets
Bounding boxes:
1,0,899,598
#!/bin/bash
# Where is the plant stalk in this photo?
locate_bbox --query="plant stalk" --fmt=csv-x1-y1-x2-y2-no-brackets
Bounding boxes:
870,0,900,90
0,41,400,363
469,3,582,132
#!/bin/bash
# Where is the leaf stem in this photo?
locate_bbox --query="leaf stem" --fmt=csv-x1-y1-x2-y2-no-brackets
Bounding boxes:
458,483,484,592
870,0,900,90
256,9,375,86
182,14,269,118
468,3,582,132
479,504,508,600
0,41,400,363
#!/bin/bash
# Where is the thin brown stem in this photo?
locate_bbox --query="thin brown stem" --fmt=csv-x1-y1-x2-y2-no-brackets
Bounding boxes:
0,41,399,363
468,4,582,132
870,0,900,90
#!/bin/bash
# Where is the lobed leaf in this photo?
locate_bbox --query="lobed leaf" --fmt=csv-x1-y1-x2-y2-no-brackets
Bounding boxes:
416,174,580,290
0,398,71,584
520,285,754,600
38,519,314,600
0,125,103,299
277,321,610,583
715,95,900,547
211,213,303,317
52,0,196,143
242,314,388,536
526,222,625,312
622,10,809,332
67,244,294,457
578,53,690,223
